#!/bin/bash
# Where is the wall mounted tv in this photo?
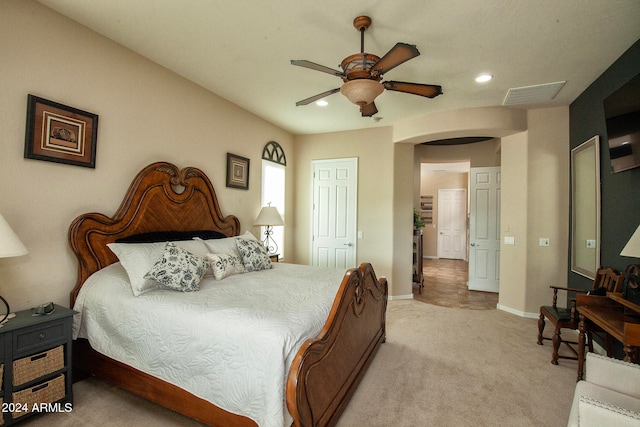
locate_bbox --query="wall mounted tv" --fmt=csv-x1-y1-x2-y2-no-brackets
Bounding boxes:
603,73,640,173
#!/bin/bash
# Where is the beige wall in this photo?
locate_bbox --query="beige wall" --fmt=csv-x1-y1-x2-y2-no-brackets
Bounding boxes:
0,1,293,310
499,132,530,311
419,172,468,257
415,138,501,167
498,107,570,315
406,107,569,316
392,143,415,298
524,108,570,313
394,107,528,144
293,127,397,291
415,138,501,257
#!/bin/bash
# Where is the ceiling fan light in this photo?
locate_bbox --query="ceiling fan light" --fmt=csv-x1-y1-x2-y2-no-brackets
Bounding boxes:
340,80,384,106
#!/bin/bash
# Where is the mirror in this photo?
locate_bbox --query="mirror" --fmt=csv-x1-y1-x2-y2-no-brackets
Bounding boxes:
571,135,600,279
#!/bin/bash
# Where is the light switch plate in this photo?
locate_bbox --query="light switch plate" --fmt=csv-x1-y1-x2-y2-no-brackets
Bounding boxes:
586,239,596,249
504,236,515,245
539,238,550,247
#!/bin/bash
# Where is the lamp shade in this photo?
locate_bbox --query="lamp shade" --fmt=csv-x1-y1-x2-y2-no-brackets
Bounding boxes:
621,224,640,258
254,206,284,226
0,213,28,258
340,79,384,106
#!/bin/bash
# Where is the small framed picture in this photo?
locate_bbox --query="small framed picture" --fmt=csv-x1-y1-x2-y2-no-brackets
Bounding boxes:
24,94,98,168
226,153,250,190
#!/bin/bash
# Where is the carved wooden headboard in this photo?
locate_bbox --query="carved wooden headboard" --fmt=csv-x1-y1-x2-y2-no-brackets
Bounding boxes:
68,162,240,306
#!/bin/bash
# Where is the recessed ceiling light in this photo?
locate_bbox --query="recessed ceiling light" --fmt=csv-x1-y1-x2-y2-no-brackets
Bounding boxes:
476,74,493,83
316,100,328,106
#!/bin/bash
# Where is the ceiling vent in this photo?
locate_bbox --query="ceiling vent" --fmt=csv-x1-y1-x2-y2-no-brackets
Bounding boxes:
502,81,566,106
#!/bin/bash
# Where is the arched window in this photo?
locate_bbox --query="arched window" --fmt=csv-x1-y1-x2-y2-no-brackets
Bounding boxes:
262,141,287,166
261,142,286,258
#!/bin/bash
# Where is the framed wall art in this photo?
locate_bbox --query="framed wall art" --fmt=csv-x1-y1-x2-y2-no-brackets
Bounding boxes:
226,153,250,190
24,94,98,168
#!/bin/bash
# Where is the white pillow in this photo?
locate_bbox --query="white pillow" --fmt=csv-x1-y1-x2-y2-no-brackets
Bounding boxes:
202,231,258,257
206,253,246,280
107,240,209,296
144,242,209,292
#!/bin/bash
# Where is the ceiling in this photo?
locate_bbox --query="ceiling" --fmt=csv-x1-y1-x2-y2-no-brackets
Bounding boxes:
37,0,640,136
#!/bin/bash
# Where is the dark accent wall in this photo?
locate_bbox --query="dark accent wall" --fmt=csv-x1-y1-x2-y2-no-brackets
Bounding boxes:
569,39,640,291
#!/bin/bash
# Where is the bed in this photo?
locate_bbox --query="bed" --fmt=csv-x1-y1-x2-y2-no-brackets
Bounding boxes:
68,161,388,427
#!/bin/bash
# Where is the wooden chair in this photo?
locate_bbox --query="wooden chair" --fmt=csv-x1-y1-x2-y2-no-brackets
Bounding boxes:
537,267,624,365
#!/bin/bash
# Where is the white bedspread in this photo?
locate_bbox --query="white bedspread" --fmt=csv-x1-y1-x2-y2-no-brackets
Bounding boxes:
73,262,345,427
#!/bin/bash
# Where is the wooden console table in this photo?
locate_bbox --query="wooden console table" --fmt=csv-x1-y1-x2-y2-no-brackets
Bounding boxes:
576,293,640,381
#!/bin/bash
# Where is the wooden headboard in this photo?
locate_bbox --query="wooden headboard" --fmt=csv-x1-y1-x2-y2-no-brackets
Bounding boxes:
68,162,240,306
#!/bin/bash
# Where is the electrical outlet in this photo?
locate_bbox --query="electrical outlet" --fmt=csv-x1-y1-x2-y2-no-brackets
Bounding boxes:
539,238,550,247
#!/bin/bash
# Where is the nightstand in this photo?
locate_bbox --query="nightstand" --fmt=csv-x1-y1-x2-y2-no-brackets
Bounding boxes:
0,305,75,425
269,254,279,262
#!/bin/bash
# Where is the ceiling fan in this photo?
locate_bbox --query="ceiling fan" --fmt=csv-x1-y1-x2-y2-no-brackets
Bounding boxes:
291,16,443,117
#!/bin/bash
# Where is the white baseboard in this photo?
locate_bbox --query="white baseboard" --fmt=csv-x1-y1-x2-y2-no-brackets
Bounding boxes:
497,304,539,319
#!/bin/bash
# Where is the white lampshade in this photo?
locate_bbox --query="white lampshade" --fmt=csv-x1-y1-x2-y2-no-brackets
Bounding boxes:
0,213,28,258
340,79,384,106
621,224,640,258
254,206,284,226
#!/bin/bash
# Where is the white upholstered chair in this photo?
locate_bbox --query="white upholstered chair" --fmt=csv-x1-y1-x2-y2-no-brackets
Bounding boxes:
567,353,640,426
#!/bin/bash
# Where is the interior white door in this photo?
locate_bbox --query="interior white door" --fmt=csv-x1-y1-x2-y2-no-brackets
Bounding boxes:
468,167,501,292
311,158,357,269
437,189,467,260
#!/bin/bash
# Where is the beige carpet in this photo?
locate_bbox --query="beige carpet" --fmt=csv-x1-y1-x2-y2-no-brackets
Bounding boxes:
20,300,576,427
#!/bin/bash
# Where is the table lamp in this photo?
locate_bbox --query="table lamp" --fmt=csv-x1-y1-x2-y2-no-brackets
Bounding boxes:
621,224,640,303
621,224,640,258
254,204,284,254
0,213,28,324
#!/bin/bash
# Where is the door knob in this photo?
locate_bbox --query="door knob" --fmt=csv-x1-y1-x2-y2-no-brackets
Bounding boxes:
344,242,353,246
470,243,477,246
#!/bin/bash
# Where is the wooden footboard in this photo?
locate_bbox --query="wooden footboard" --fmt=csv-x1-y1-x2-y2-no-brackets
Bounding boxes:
287,263,388,427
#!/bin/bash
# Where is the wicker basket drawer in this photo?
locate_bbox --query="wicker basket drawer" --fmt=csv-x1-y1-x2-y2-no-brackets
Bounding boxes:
12,374,65,419
13,346,63,387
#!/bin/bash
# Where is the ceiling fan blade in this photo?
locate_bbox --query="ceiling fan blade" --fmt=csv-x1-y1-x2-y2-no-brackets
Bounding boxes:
371,43,420,77
360,102,378,117
383,81,443,98
295,88,340,106
291,60,345,77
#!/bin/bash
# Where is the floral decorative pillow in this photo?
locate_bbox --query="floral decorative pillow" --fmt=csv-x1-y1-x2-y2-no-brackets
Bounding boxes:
236,238,272,272
144,242,210,292
206,253,246,280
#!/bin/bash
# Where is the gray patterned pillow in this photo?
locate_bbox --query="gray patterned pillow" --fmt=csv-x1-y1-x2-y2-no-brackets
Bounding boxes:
144,242,209,292
206,252,246,280
236,238,272,272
